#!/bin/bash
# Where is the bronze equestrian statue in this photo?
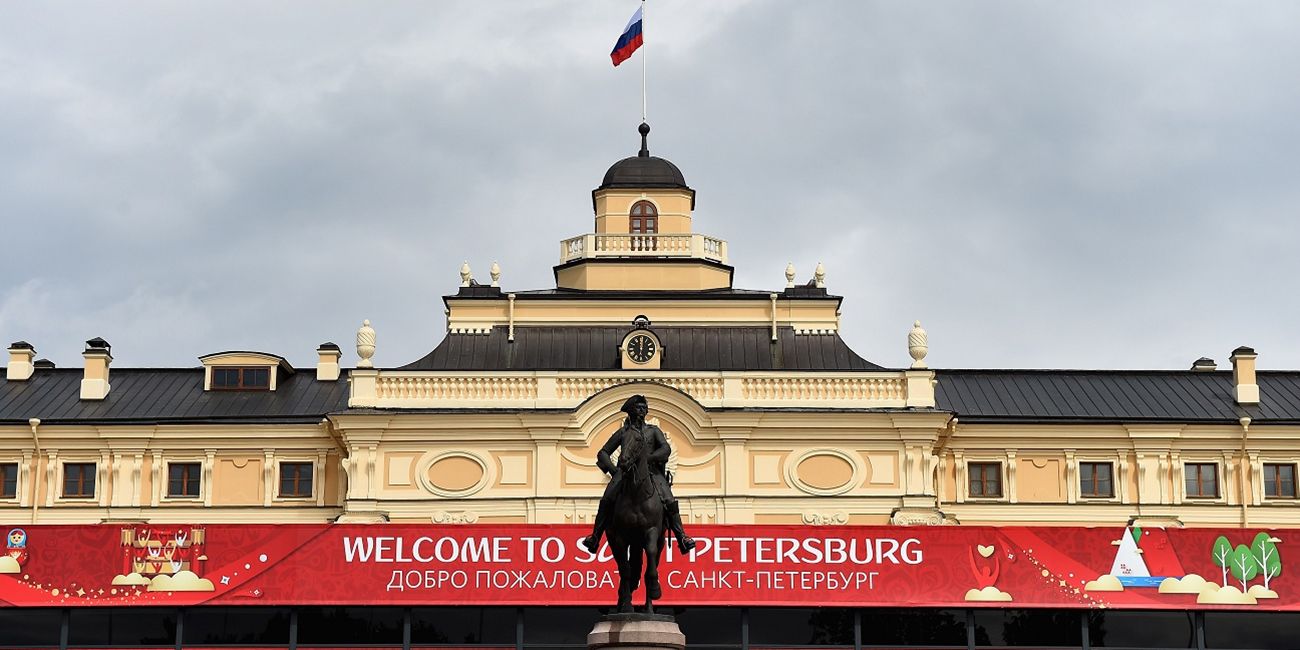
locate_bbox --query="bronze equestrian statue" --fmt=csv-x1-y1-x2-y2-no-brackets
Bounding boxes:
582,395,696,612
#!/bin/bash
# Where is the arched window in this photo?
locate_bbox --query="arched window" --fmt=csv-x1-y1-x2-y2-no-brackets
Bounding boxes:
629,201,658,234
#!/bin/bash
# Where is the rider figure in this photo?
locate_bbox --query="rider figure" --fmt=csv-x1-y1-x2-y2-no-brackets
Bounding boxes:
582,395,697,556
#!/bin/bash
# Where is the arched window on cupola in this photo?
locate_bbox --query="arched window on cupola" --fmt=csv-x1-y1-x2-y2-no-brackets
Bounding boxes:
629,200,658,252
629,201,658,234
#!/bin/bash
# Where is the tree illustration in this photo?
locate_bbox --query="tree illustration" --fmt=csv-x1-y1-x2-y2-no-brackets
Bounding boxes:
1212,536,1233,587
1230,544,1259,592
1250,531,1282,592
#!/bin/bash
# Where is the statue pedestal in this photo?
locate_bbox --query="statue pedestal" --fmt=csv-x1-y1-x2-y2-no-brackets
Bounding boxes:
588,614,684,650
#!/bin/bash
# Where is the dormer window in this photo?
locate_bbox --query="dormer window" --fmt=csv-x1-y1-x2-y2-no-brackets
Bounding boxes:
630,201,658,234
212,367,271,390
198,351,293,392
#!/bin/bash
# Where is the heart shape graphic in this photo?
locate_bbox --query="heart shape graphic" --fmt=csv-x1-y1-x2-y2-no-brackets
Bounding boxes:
977,544,995,558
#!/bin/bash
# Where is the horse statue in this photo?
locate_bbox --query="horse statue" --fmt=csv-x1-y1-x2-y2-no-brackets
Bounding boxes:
608,415,666,612
582,394,696,614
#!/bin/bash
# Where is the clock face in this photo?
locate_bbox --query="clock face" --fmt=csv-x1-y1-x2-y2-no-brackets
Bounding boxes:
627,334,657,364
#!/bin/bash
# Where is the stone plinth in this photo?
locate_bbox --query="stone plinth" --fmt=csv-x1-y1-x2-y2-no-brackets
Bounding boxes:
588,614,684,650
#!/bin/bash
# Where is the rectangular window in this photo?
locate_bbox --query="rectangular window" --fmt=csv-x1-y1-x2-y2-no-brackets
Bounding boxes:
860,609,967,648
411,607,517,647
974,609,1083,648
296,607,403,647
1204,611,1300,649
0,608,62,647
969,462,1003,498
183,607,291,646
68,607,177,647
211,366,271,390
167,462,201,498
63,462,96,498
749,607,853,648
0,463,17,499
279,462,313,498
1264,463,1297,498
523,606,601,650
1185,462,1219,498
1080,461,1114,498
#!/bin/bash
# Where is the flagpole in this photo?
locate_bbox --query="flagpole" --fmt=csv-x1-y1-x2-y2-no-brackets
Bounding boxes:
641,0,647,123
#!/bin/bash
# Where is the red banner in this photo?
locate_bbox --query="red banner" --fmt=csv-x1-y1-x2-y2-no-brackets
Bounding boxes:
0,524,1294,610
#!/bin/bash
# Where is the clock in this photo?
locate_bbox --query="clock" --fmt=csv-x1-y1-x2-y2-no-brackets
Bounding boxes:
627,334,657,364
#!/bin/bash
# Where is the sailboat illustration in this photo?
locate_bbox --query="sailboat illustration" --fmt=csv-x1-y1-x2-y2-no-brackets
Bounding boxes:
1109,526,1186,588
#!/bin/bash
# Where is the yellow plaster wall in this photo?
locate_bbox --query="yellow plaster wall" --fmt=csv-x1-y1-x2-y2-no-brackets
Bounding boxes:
494,451,534,488
383,452,421,488
754,514,805,524
83,360,109,381
476,515,529,523
34,455,48,505
594,214,692,234
428,456,485,492
859,451,901,489
555,260,731,291
139,454,153,503
795,454,855,490
213,456,262,505
749,452,790,489
940,456,957,503
1125,452,1139,501
324,454,341,505
593,190,694,235
1017,456,1065,503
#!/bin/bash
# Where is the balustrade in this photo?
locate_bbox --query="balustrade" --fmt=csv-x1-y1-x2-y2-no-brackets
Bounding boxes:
354,370,920,409
559,233,728,264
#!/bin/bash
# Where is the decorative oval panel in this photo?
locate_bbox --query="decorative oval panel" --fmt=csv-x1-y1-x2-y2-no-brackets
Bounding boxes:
419,452,491,497
789,449,861,496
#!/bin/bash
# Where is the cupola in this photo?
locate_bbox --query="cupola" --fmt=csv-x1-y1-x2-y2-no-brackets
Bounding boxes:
557,123,730,292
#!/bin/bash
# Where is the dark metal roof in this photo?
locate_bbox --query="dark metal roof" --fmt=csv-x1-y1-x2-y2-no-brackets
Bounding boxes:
597,122,690,191
398,326,883,372
935,370,1300,423
0,368,349,425
6,361,1299,424
600,155,688,189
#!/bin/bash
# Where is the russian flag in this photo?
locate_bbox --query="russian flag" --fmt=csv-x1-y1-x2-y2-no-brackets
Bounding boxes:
610,6,643,67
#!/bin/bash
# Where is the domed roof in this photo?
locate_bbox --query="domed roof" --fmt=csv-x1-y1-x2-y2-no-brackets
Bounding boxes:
598,123,690,190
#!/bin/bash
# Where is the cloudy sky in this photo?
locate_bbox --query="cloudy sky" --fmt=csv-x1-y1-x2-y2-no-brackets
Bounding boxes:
3,1,1299,371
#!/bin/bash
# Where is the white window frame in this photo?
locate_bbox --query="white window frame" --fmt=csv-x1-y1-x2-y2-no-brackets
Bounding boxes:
160,459,205,502
57,459,100,502
1261,460,1299,502
1181,460,1225,503
273,458,317,502
963,459,1008,502
1077,459,1120,502
0,459,22,503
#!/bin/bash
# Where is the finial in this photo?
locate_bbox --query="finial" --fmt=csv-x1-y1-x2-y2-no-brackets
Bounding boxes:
785,262,796,288
490,261,501,287
459,261,472,287
908,320,928,369
814,262,826,288
356,319,376,368
638,122,650,158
